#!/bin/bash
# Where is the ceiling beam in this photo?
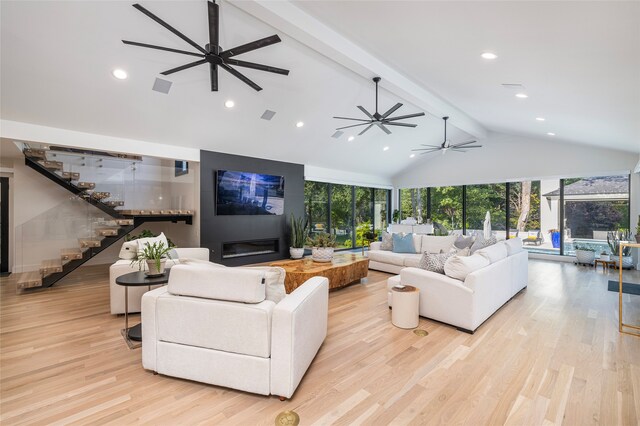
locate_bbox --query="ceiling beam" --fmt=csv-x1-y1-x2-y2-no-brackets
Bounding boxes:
229,0,488,139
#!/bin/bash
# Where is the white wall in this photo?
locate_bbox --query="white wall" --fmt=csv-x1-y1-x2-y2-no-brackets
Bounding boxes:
305,165,392,189
392,132,638,188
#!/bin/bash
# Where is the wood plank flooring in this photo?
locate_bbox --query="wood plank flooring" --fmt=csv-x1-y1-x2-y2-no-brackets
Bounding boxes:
1,260,639,425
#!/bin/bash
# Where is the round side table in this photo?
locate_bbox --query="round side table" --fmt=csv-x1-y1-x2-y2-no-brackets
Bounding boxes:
391,285,419,329
115,270,170,347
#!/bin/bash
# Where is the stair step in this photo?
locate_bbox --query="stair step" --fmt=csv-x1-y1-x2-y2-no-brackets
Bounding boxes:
37,160,63,170
17,271,43,289
60,171,80,181
77,182,96,189
118,209,192,216
60,248,83,261
115,219,134,226
24,148,47,159
91,192,110,200
96,228,119,237
40,259,63,276
104,200,125,207
79,238,101,248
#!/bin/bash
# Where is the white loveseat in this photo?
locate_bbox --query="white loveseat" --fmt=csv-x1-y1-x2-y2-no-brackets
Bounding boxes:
387,239,528,333
141,262,329,399
368,234,459,274
109,247,210,314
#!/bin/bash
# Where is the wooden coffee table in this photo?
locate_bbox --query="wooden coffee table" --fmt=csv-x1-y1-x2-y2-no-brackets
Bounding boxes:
270,253,369,293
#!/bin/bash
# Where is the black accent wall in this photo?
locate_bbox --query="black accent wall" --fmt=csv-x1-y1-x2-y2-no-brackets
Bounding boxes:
200,150,305,266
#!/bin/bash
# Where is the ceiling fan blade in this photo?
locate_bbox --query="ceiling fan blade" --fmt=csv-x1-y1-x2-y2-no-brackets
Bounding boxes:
384,122,417,128
207,0,219,51
453,144,482,149
336,122,371,130
219,63,262,91
132,4,208,55
381,103,403,119
333,116,370,122
420,144,441,148
357,106,375,120
221,35,281,58
358,124,375,135
385,112,426,121
420,150,441,155
412,147,441,152
451,140,478,147
160,59,207,75
224,59,289,75
451,148,468,152
210,63,218,91
122,40,203,58
376,123,392,135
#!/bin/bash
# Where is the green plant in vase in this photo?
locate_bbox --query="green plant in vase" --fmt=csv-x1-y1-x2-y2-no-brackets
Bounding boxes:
607,230,632,269
306,232,337,263
289,213,309,259
131,241,173,276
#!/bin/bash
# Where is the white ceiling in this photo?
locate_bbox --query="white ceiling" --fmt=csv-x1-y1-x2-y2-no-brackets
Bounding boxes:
1,1,638,182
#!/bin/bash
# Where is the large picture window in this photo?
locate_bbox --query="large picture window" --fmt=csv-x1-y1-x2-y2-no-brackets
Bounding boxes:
430,186,463,232
465,184,506,236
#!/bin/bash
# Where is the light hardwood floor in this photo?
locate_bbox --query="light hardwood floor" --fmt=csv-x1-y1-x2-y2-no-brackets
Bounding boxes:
1,260,639,425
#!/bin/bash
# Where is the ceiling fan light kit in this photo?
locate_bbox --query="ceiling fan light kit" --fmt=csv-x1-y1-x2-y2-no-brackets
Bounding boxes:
122,1,289,92
412,116,483,155
333,77,425,136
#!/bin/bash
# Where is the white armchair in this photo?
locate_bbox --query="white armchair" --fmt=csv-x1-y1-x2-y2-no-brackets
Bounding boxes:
141,263,328,399
109,247,210,314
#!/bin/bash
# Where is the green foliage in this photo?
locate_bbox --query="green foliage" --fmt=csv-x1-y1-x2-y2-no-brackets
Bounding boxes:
392,209,400,223
607,230,632,256
574,243,596,252
637,215,640,235
131,241,173,272
344,221,378,247
306,232,337,248
289,213,308,248
431,186,463,231
125,229,175,248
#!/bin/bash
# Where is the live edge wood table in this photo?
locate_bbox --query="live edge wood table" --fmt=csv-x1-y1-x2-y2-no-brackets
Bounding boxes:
270,253,370,293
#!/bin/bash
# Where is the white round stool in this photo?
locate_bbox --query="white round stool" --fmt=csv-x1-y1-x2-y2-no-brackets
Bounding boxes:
391,285,419,329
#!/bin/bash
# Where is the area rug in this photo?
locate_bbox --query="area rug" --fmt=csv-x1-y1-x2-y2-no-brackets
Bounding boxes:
608,280,640,296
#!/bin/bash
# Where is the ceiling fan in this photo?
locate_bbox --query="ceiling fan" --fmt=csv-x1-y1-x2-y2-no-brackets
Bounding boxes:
412,116,483,155
334,77,425,136
122,1,289,92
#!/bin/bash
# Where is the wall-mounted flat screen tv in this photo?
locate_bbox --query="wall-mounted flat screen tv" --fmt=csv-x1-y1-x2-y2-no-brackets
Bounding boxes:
216,170,285,215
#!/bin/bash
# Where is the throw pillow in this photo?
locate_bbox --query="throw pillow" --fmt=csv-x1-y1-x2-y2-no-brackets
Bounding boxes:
392,233,416,253
444,253,490,280
417,250,456,274
240,266,287,303
470,233,497,254
136,232,169,253
454,235,474,250
380,231,394,251
118,241,139,260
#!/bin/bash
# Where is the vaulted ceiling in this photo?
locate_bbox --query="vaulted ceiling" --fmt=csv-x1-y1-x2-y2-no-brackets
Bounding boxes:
1,1,638,180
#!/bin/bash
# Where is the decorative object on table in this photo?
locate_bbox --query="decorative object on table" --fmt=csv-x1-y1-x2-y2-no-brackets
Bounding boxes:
306,232,336,263
333,77,425,135
548,229,561,249
122,0,289,92
412,116,483,155
574,243,596,265
288,213,308,259
607,230,633,269
131,241,173,276
600,251,610,262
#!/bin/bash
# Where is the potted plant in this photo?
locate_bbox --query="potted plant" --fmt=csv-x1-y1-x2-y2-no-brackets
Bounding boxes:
600,251,610,262
574,243,596,265
306,232,337,263
289,213,308,259
548,228,561,249
608,230,633,269
132,241,173,276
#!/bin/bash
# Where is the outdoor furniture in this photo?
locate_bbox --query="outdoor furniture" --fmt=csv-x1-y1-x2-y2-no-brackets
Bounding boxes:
594,259,616,272
521,231,543,246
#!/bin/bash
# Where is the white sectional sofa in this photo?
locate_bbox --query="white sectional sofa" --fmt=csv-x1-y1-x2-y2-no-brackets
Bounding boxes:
368,234,459,274
386,239,528,333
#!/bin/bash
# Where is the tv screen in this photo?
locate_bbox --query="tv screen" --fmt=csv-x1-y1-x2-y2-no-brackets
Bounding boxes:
216,170,285,215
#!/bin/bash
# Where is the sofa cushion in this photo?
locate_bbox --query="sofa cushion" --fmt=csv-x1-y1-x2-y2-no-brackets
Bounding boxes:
119,241,139,260
475,242,508,263
417,251,456,274
380,231,393,251
367,250,407,266
238,266,286,304
503,238,524,256
136,232,169,252
444,253,490,281
156,295,275,358
392,233,416,253
470,234,498,254
421,235,457,254
454,235,474,250
168,264,266,303
403,253,424,268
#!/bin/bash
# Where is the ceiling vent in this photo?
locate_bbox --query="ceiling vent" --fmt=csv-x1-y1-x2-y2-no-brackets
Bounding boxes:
501,83,525,90
261,110,276,120
331,131,344,139
152,77,172,94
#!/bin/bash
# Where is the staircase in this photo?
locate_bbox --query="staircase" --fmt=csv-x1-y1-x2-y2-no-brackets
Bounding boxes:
15,146,193,290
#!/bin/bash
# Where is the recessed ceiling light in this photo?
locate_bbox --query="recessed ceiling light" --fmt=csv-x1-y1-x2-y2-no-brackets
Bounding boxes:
224,100,235,108
383,146,390,151
347,136,355,142
481,52,497,60
547,132,556,136
112,69,128,80
515,93,528,99
536,117,545,121
296,121,304,128
409,154,415,158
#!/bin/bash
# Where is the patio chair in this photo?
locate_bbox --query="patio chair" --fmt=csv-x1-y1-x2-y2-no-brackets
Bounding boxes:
522,230,543,246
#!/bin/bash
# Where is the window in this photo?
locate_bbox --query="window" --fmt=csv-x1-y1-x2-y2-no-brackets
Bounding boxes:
430,186,463,232
304,181,329,236
374,188,389,236
354,187,373,247
465,184,507,237
330,184,353,249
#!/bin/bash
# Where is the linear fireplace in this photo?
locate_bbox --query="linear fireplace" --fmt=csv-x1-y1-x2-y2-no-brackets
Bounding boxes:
222,239,280,259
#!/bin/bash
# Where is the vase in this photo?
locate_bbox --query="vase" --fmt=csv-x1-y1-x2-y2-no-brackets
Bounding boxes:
612,255,634,269
311,247,334,263
146,259,166,276
575,250,595,265
551,232,561,249
289,247,304,259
